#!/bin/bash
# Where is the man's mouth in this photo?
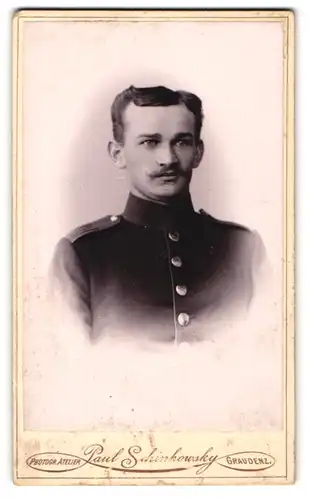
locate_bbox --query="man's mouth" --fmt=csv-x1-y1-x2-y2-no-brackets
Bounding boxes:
157,170,178,178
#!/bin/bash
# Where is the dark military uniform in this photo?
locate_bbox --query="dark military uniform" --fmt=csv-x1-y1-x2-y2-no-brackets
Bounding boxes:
51,193,264,343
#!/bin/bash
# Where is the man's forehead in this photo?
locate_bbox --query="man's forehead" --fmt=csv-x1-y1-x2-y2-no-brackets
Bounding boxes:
123,102,195,135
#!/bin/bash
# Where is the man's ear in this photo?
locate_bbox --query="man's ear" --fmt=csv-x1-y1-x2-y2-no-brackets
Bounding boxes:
193,140,204,169
108,140,126,169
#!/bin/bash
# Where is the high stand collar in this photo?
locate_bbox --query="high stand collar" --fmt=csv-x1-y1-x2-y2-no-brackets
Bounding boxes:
123,192,196,231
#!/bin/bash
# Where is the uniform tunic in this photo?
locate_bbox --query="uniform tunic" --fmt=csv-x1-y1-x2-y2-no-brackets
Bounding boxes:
51,193,264,343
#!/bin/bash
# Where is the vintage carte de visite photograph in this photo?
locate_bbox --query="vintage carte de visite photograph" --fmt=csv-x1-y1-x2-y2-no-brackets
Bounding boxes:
13,9,295,485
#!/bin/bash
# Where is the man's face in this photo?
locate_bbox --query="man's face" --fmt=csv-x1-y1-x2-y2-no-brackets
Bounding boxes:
115,103,203,202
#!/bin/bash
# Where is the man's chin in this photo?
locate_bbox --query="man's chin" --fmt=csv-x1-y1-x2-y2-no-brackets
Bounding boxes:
131,180,190,204
149,183,189,202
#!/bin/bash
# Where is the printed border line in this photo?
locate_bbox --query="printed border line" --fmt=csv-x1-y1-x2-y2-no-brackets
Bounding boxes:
15,18,288,23
282,11,295,483
12,12,20,485
286,10,295,483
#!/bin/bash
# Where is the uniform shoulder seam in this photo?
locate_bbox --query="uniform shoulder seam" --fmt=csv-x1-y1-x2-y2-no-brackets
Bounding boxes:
66,215,121,243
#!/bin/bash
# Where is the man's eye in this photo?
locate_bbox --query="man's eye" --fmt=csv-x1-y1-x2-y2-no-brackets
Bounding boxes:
175,139,193,147
141,139,159,147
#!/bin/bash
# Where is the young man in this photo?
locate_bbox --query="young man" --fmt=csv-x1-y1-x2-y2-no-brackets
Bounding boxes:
51,85,265,343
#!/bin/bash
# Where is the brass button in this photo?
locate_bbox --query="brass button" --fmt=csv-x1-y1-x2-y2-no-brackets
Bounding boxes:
110,215,119,222
168,231,180,242
176,285,187,296
171,256,182,267
177,313,190,327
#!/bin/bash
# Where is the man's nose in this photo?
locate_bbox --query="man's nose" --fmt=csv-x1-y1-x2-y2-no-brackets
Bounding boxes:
156,144,177,166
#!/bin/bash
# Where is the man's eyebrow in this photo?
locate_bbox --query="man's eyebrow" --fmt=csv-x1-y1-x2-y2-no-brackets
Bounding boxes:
174,132,194,138
137,133,162,139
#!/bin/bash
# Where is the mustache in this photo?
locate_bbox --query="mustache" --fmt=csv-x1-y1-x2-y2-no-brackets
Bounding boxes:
150,165,181,178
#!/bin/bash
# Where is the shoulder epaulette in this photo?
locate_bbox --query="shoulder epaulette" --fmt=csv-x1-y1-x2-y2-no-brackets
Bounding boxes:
66,214,121,243
198,209,250,232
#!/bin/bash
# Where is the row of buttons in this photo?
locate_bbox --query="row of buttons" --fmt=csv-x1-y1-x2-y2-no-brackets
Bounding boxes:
109,223,191,328
168,232,190,327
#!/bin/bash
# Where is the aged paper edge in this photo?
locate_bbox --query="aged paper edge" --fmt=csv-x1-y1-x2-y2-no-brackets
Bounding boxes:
12,9,295,486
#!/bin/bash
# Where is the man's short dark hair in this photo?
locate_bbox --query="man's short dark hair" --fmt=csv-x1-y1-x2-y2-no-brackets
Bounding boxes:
111,85,204,144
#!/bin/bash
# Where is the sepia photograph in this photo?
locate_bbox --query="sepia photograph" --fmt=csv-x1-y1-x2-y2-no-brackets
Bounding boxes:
13,9,294,485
